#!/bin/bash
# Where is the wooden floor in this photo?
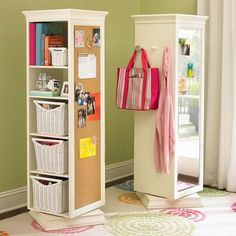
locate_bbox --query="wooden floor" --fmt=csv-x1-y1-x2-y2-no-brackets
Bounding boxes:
0,175,133,221
0,207,29,221
0,176,220,221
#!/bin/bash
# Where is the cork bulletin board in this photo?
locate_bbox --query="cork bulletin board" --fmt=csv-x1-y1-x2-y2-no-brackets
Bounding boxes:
74,25,101,209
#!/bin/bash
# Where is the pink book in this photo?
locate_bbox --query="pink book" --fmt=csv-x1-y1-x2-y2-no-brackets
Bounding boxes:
29,23,36,65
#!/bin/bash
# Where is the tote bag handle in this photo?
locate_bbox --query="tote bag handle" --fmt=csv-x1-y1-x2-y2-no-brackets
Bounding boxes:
126,49,150,70
122,48,151,109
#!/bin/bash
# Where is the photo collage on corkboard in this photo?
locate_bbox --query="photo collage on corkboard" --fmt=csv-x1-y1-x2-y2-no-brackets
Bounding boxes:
75,27,101,130
74,25,101,209
75,83,100,129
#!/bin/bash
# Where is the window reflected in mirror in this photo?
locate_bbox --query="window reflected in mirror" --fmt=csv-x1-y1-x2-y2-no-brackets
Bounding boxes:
177,29,201,191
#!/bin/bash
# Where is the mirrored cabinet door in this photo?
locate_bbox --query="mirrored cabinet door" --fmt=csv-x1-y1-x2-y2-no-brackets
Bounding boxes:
177,28,202,192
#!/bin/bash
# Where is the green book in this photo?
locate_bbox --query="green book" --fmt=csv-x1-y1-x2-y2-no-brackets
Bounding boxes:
30,90,60,97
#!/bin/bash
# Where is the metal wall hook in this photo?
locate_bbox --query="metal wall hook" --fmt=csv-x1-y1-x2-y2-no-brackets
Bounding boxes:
135,45,142,51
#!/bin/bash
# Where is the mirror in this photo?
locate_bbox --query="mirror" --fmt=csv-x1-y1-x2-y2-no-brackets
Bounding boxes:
177,28,201,191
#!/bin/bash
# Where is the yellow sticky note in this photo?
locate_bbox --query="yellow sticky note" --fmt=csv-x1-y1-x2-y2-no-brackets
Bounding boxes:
79,137,96,159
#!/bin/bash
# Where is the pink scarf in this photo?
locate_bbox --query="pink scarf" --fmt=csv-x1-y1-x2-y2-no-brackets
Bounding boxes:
155,47,175,174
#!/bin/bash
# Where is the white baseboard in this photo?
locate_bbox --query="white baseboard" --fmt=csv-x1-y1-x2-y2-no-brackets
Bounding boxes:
0,159,134,214
0,186,27,214
105,159,134,183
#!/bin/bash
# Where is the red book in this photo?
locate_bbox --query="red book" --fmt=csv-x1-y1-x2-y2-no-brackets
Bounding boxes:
29,23,36,65
44,35,64,66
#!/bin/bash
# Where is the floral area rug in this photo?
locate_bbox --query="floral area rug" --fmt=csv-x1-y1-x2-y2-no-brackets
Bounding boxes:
1,180,236,236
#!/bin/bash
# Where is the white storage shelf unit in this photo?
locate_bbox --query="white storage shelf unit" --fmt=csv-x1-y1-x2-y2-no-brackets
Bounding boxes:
132,14,208,200
23,9,108,218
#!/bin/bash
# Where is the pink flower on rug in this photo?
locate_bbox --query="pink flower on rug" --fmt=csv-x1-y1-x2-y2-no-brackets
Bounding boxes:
231,202,236,212
31,220,94,234
160,208,206,222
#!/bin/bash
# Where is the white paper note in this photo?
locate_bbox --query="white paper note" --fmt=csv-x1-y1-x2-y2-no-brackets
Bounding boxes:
78,54,96,79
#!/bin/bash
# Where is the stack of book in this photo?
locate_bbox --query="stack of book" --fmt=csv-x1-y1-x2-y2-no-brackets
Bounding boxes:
29,22,65,66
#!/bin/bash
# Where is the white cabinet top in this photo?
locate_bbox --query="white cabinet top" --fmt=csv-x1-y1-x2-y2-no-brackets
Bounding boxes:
22,9,109,22
132,14,208,25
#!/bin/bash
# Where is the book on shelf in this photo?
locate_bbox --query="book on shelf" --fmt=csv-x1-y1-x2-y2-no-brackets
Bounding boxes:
30,90,60,97
29,23,36,65
41,34,45,66
29,209,106,230
44,35,64,66
36,23,47,66
136,192,202,209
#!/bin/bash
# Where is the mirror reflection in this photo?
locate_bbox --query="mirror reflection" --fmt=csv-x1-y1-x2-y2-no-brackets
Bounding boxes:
177,29,201,191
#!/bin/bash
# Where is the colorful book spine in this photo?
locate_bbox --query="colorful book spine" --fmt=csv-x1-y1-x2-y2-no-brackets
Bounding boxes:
41,34,45,66
44,36,64,66
36,23,48,66
29,23,36,65
36,23,43,65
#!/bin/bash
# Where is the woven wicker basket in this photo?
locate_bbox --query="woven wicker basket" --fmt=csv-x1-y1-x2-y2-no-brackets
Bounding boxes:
31,175,68,214
32,138,68,174
34,100,68,136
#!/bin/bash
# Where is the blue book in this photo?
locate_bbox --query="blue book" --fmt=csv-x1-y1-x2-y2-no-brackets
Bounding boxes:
36,23,47,66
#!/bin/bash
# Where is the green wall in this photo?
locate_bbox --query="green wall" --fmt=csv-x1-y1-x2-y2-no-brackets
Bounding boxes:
141,0,197,14
0,0,196,192
0,0,140,192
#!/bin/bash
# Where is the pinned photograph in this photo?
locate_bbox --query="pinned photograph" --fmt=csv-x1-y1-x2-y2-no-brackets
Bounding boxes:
78,108,86,128
77,93,85,105
75,82,84,104
179,38,190,56
179,38,186,48
87,95,95,116
92,28,100,47
83,92,90,105
183,44,190,56
75,30,85,48
87,93,100,121
75,90,91,106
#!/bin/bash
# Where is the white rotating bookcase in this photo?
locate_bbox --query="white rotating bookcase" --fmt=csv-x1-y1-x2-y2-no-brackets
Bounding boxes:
23,9,108,218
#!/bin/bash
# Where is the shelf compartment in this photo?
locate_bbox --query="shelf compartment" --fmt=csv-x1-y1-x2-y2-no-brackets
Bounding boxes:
29,65,68,69
29,66,68,70
30,175,68,214
29,95,69,100
32,138,68,175
30,170,69,178
30,133,69,140
34,100,68,136
28,67,68,93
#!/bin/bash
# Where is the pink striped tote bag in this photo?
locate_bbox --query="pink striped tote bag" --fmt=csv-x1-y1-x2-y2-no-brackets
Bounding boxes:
116,48,160,110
